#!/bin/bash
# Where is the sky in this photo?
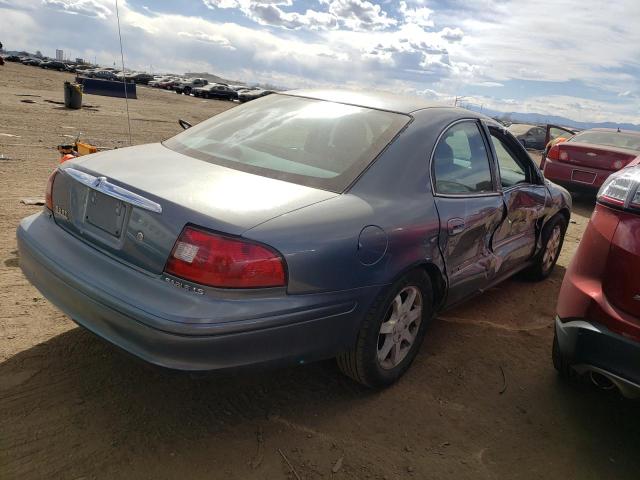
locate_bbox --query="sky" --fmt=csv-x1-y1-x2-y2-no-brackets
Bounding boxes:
1,0,639,124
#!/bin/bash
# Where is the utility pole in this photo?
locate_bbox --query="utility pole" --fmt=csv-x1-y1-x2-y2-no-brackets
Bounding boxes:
454,96,467,107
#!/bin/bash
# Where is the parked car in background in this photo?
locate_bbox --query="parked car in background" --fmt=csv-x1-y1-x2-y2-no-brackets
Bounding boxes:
238,88,273,103
128,72,154,84
160,77,182,90
541,124,578,161
4,55,23,62
18,90,571,387
554,164,640,398
21,58,42,66
93,70,119,81
194,83,238,100
175,78,208,95
149,76,172,87
40,60,67,71
192,84,212,98
541,129,640,191
508,124,547,150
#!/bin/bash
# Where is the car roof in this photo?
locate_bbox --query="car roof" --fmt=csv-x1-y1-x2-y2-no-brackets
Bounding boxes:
282,88,447,114
585,128,640,136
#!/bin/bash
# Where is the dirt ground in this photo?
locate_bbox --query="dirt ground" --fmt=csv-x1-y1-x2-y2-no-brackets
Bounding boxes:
1,62,638,480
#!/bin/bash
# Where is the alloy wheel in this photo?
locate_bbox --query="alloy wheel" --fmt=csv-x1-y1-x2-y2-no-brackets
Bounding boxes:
377,286,423,370
543,225,562,272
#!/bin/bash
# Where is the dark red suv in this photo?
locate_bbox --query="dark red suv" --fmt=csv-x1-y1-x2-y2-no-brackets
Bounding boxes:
553,163,640,398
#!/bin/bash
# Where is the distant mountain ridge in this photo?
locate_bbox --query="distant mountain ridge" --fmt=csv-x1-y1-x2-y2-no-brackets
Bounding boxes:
464,105,640,131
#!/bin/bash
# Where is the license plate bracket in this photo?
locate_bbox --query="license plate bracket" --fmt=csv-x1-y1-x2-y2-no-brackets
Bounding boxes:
571,169,597,184
85,189,126,237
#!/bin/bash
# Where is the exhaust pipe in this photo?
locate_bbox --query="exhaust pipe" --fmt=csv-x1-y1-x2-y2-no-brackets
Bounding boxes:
573,364,640,399
589,371,616,390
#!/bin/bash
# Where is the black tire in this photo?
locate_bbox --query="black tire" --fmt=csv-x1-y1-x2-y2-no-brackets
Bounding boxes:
552,333,573,379
337,270,434,388
183,87,191,96
522,214,567,281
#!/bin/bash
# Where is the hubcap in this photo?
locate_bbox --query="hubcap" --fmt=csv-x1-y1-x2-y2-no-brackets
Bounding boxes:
543,225,562,272
377,286,423,370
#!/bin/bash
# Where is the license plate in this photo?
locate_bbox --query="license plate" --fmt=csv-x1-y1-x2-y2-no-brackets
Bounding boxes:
85,190,126,237
571,170,596,184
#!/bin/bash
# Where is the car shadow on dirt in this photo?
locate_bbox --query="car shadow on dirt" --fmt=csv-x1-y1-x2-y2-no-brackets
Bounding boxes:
569,190,597,218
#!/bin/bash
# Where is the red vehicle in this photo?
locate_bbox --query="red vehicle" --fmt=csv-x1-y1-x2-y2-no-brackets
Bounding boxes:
541,128,640,191
553,164,640,398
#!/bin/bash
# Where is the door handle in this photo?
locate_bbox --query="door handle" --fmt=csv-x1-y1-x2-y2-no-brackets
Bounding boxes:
448,218,466,236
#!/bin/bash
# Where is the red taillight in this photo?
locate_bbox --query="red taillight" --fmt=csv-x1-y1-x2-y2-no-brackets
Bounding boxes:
164,226,286,289
45,169,58,211
547,144,560,161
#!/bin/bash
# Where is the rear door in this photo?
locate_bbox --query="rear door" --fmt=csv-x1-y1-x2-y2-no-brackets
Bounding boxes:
486,125,547,273
431,120,505,307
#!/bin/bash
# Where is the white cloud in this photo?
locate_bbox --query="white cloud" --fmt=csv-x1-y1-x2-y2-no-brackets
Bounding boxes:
398,1,433,27
440,27,463,42
325,0,396,30
204,0,337,30
42,0,111,19
176,31,235,49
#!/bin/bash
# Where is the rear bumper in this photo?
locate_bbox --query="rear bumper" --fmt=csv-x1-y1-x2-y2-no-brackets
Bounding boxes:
555,316,640,398
18,212,379,371
543,158,612,190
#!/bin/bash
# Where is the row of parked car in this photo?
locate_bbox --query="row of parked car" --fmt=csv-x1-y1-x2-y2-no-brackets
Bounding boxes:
3,54,157,84
4,54,275,103
148,75,274,103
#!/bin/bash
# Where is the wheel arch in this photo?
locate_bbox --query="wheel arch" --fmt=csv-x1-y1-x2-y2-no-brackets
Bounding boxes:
388,261,447,312
557,207,570,226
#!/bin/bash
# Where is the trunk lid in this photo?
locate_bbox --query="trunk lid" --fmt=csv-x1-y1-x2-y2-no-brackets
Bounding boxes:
603,209,640,321
557,142,638,171
51,143,337,274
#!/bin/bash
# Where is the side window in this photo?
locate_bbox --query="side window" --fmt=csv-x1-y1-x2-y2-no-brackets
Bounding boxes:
433,122,494,194
549,127,573,142
490,134,528,188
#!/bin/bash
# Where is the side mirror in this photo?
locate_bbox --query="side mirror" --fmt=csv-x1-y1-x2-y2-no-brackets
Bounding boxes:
518,138,526,146
178,119,192,130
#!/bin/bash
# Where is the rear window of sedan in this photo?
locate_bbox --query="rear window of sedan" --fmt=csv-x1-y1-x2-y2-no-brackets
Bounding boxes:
163,94,409,192
570,131,640,151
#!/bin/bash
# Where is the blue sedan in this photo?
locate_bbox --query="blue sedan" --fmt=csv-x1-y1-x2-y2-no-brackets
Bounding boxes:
17,89,571,386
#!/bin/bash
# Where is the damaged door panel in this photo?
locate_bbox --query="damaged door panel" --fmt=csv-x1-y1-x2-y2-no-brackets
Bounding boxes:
430,120,504,307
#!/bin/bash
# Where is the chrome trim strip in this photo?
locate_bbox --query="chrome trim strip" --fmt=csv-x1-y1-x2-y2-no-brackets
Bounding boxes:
63,167,162,214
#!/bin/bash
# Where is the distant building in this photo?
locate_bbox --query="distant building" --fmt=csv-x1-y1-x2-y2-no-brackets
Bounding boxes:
75,57,84,64
55,49,63,61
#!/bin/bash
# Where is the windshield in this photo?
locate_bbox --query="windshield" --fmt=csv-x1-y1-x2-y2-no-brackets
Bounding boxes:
569,130,640,151
163,94,409,192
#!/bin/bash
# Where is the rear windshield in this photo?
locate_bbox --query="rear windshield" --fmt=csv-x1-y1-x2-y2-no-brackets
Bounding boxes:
163,94,409,192
569,131,640,151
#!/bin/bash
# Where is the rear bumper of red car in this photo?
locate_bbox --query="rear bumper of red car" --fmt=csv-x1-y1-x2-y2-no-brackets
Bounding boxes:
555,316,640,398
543,158,613,190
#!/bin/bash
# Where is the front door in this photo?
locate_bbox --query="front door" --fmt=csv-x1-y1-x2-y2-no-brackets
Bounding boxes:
487,125,548,274
431,120,504,307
